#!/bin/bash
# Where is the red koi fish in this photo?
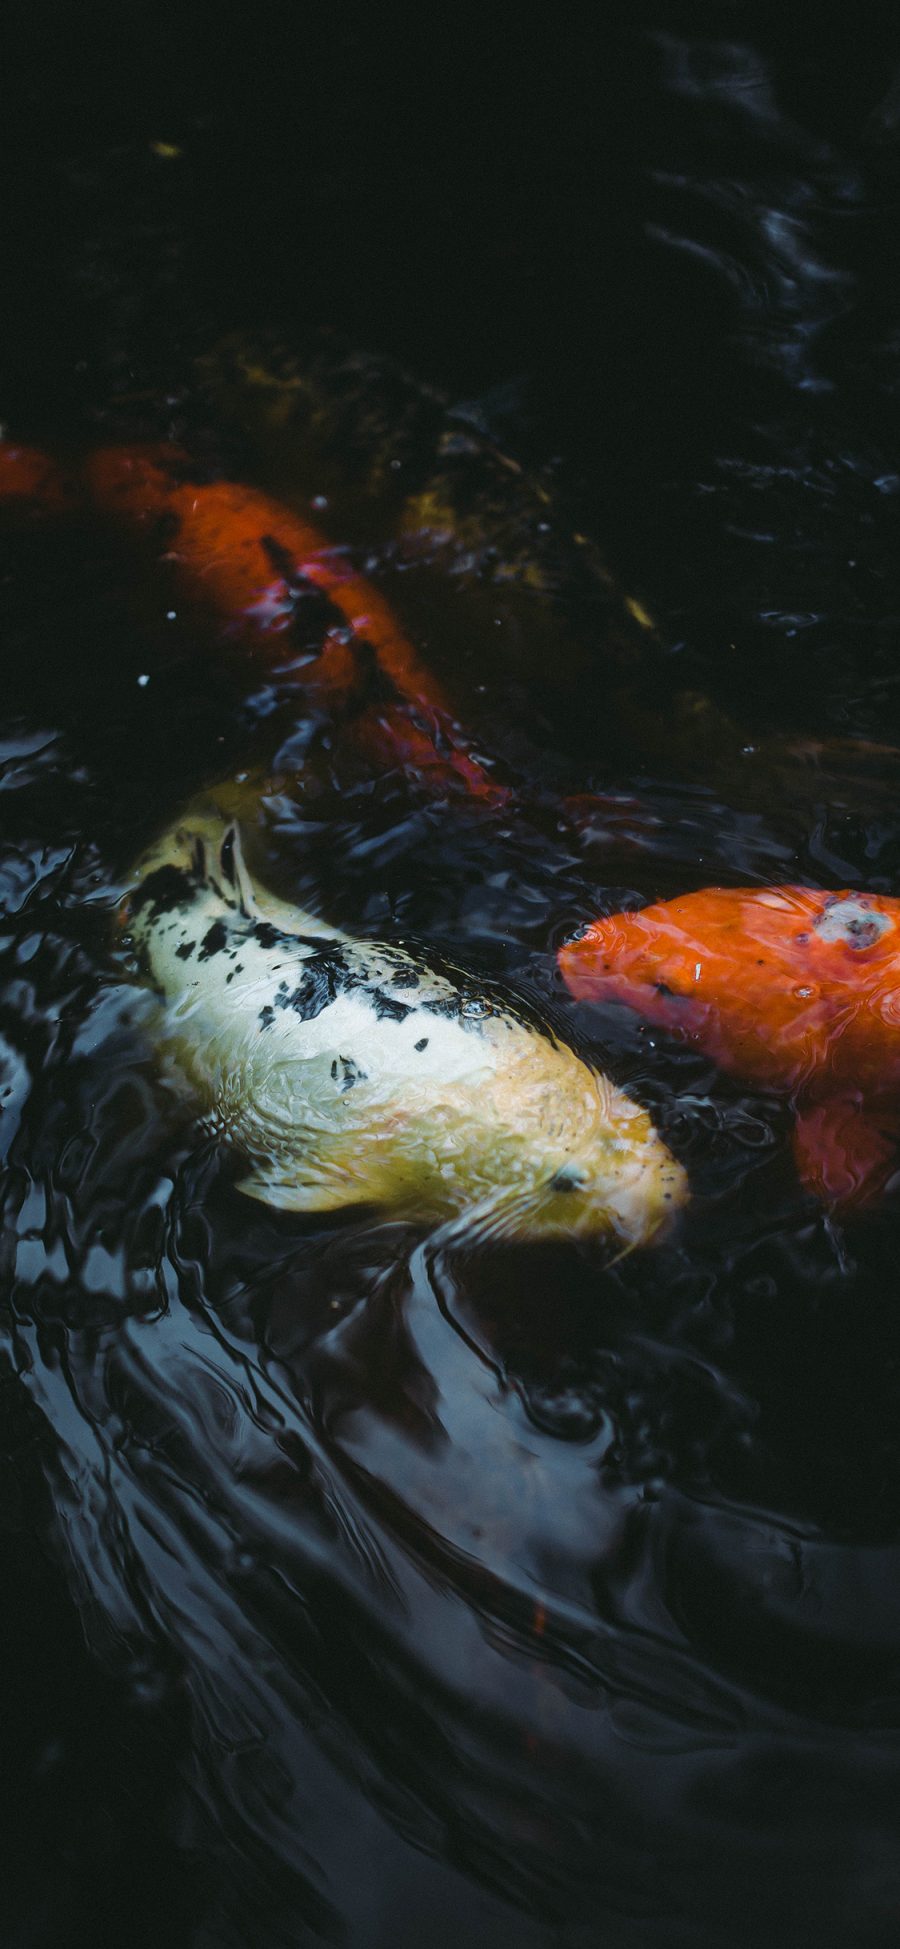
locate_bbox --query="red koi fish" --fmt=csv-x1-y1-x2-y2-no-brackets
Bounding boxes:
83,444,506,802
0,439,505,803
559,885,900,1209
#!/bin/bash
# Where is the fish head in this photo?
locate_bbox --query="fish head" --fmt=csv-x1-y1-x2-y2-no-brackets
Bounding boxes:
558,893,737,1066
530,1133,688,1248
559,886,900,1095
462,1074,689,1250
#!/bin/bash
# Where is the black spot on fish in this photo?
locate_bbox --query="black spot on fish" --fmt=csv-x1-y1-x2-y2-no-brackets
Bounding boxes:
198,920,228,961
131,866,193,920
423,993,490,1031
371,989,413,1023
259,1004,275,1031
344,637,404,712
422,996,455,1022
272,954,342,1020
253,922,282,951
259,537,350,648
337,1056,367,1091
415,1037,429,1052
219,827,237,887
295,933,344,954
847,915,885,947
327,1052,367,1090
175,940,195,961
393,939,539,1035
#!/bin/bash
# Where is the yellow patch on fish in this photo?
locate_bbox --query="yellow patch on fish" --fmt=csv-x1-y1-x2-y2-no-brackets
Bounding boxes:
123,805,687,1244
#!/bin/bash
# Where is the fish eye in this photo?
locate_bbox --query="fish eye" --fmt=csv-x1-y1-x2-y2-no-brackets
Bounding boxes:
550,1163,589,1193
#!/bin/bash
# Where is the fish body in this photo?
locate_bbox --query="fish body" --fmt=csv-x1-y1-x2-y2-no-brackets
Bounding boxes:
0,436,504,803
559,886,900,1209
82,442,505,803
124,810,686,1242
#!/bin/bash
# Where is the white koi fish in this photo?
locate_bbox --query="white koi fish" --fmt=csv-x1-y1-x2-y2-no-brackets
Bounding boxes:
122,808,687,1244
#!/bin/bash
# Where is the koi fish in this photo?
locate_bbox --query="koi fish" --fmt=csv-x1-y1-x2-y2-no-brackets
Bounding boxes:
84,442,508,802
124,808,687,1242
0,438,506,804
559,885,900,1209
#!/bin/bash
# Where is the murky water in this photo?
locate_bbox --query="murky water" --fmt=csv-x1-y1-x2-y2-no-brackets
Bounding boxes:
4,8,900,1946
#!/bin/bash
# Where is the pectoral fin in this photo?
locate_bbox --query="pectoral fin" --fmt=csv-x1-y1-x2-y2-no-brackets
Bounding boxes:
792,1096,900,1210
236,1166,375,1214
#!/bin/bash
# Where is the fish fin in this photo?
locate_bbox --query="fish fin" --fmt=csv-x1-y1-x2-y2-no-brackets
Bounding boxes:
236,1166,373,1214
217,822,258,919
792,1096,900,1210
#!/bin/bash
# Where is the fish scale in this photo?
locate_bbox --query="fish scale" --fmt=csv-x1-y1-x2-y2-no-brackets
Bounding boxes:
559,885,900,1211
122,805,687,1241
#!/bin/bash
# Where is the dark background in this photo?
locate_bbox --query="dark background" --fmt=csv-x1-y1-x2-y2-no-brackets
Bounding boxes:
2,4,898,470
4,1,900,734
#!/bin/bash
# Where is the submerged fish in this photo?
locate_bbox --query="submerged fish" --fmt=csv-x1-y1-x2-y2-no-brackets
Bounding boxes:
122,809,686,1243
559,885,900,1210
0,435,513,804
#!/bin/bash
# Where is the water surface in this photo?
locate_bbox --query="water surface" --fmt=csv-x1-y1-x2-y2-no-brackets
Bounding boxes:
3,9,900,1945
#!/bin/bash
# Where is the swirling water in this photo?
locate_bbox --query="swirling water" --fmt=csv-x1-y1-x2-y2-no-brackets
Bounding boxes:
4,9,900,1946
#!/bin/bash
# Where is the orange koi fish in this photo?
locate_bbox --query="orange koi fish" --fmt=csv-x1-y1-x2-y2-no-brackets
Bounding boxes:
559,885,900,1210
82,444,505,802
0,439,505,803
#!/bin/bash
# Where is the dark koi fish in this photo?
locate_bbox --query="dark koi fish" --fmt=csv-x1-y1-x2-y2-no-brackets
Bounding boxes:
559,885,900,1210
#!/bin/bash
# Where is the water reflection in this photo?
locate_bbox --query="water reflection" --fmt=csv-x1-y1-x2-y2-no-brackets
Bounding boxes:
5,704,900,1943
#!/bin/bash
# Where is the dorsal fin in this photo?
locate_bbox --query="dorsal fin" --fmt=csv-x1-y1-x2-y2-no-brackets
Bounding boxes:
218,823,258,919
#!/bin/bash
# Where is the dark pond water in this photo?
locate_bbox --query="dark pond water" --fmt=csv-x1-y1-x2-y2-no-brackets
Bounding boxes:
4,6,900,1945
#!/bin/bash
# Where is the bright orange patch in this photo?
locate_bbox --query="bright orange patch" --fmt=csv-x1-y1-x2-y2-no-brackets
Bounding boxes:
559,885,900,1208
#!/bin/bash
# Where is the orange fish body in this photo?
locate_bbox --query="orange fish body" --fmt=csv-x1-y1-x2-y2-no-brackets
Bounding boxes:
82,444,504,802
559,886,900,1209
0,439,504,803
